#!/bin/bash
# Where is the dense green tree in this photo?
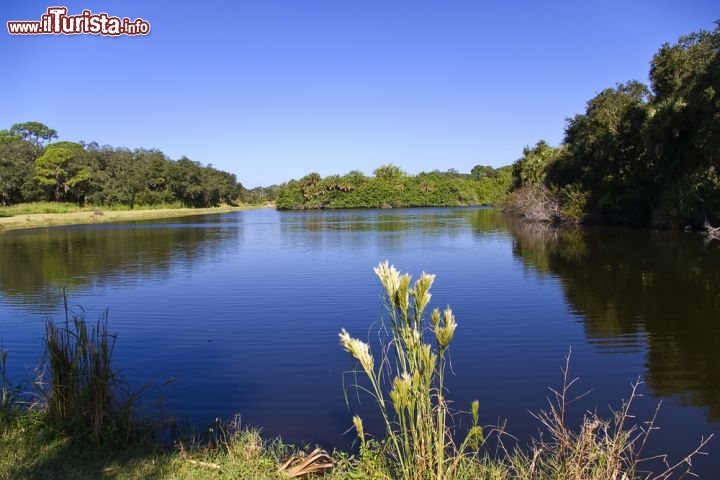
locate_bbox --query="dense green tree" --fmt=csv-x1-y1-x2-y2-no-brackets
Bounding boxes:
561,81,652,223
506,21,719,227
643,22,720,225
85,147,144,207
511,141,565,188
275,180,303,209
0,122,245,208
373,164,405,180
34,142,90,202
471,165,498,179
0,130,42,205
242,185,280,204
343,170,368,184
9,121,57,147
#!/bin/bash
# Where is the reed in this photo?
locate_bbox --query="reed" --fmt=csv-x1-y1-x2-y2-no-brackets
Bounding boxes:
39,300,137,445
0,346,13,422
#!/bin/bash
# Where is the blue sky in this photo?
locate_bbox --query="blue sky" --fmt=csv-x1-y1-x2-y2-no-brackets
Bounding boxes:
1,2,717,187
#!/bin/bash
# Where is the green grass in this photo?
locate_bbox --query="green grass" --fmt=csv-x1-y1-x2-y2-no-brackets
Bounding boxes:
0,410,502,480
0,201,188,217
0,414,273,480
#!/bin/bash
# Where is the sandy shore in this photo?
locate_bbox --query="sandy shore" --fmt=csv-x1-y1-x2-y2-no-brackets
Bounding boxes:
0,205,269,233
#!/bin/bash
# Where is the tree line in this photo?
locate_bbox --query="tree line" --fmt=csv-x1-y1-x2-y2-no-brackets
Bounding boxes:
0,122,243,208
506,21,719,228
275,164,512,210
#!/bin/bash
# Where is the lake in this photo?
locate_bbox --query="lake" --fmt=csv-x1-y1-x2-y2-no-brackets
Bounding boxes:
1,207,718,476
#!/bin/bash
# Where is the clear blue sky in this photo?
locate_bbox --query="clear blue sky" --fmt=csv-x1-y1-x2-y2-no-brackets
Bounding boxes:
1,1,717,187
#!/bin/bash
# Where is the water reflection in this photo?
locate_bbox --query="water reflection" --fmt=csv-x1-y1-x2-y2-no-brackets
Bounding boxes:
506,219,720,420
0,216,240,311
277,207,495,253
1,208,718,476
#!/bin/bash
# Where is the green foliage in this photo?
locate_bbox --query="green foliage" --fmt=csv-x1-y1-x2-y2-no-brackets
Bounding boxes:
558,184,589,223
511,141,565,188
276,166,511,210
0,130,43,205
508,21,720,227
34,145,74,201
562,81,652,224
10,121,57,147
241,184,280,204
374,164,406,180
470,165,498,179
0,122,245,209
275,180,304,209
643,22,720,226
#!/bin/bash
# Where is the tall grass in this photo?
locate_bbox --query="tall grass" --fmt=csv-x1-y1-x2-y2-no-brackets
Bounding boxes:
340,262,713,480
39,300,138,445
340,261,483,480
0,345,15,423
1,347,8,410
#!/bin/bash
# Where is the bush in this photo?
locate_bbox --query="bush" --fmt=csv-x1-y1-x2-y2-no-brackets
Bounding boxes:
501,184,562,223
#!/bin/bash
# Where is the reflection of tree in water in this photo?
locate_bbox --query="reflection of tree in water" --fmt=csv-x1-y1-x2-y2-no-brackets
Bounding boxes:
0,223,235,310
507,218,720,420
279,209,477,233
278,209,490,253
279,209,466,258
464,207,514,237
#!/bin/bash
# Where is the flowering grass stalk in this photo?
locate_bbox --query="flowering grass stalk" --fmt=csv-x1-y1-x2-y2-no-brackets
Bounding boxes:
340,261,483,480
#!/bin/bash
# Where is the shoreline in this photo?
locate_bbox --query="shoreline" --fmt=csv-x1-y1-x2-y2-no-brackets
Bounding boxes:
0,204,272,234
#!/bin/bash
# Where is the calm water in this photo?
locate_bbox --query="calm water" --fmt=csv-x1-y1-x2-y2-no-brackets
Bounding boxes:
1,208,719,475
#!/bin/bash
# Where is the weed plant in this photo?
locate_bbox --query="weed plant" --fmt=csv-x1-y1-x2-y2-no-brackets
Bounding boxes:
39,300,138,446
340,261,484,480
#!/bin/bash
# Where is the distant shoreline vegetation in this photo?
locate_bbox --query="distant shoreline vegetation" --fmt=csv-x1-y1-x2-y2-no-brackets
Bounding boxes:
0,122,245,209
275,164,512,210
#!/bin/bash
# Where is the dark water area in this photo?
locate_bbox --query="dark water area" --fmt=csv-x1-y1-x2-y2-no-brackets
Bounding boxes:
1,208,718,475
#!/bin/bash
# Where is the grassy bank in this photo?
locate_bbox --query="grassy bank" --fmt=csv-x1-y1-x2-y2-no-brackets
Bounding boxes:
0,418,516,479
0,203,273,233
0,418,348,480
2,378,712,480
